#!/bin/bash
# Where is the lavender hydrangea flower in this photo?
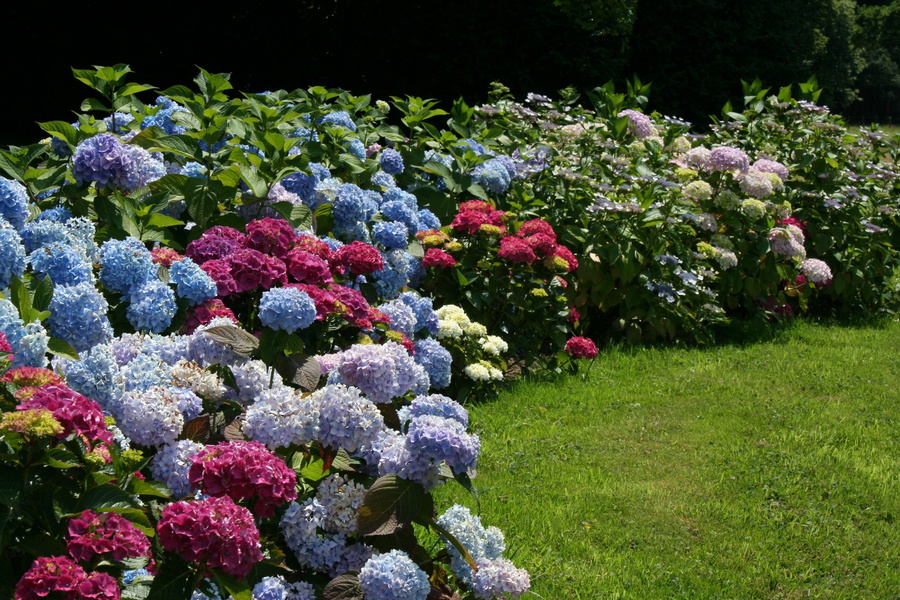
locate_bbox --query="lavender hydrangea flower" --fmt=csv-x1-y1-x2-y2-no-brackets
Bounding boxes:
800,258,833,284
46,281,113,353
0,177,29,230
406,414,479,472
413,338,452,389
707,147,750,173
313,384,385,453
471,557,531,599
258,287,317,333
326,342,425,403
151,439,205,497
378,299,417,337
619,109,657,138
399,394,469,427
437,504,507,585
168,258,218,306
358,550,430,600
59,343,124,410
110,385,184,447
243,387,320,449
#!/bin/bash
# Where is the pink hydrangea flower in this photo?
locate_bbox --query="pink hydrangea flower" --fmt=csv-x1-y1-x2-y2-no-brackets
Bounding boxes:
189,440,298,518
181,298,238,334
150,247,184,267
225,249,287,292
67,509,151,563
284,248,333,284
292,235,334,263
15,556,119,600
157,496,263,579
331,285,375,328
17,384,112,444
199,258,240,297
185,226,247,264
286,283,337,320
564,336,598,359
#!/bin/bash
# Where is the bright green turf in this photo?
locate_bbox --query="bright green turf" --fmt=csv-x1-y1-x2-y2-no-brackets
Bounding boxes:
436,320,900,599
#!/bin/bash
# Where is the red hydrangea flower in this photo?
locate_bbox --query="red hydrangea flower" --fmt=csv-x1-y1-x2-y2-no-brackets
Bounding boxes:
157,496,263,579
334,241,384,275
549,245,579,271
422,248,457,269
150,247,184,267
182,298,239,334
522,233,557,256
67,510,151,563
189,441,298,518
458,200,494,213
284,248,333,285
15,556,119,600
185,226,247,264
0,331,12,359
245,217,296,258
498,236,536,264
564,336,598,359
776,216,808,236
17,385,112,444
225,249,287,292
415,229,450,247
568,306,581,323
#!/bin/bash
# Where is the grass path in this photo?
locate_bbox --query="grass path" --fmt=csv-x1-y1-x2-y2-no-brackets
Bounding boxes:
436,320,900,599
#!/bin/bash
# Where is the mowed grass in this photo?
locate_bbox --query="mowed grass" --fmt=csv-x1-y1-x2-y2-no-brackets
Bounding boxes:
436,320,900,599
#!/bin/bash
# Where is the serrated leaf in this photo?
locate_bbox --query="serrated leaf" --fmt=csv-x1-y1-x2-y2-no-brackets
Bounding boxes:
80,98,109,113
39,121,79,146
357,474,433,536
238,164,268,198
98,508,154,537
47,337,79,360
41,448,80,469
274,354,322,392
212,571,252,600
223,417,247,442
323,573,363,600
129,478,171,499
8,276,31,320
202,325,260,356
147,555,195,600
180,414,211,444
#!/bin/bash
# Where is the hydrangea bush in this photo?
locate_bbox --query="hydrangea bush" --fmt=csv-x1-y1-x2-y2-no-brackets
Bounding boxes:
0,64,896,600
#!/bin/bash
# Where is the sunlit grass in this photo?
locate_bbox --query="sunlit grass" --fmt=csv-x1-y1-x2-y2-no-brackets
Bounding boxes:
437,319,900,599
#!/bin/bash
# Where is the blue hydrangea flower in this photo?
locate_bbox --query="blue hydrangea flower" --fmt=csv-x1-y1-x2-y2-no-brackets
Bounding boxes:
243,387,320,449
0,177,29,231
379,148,405,175
120,352,172,391
413,338,452,389
372,249,413,299
150,440,203,497
380,200,420,233
378,299,417,337
397,291,439,335
229,359,288,406
332,183,373,230
382,188,418,210
473,159,512,194
36,206,72,223
407,414,479,471
28,243,94,286
14,321,49,368
138,334,192,366
288,127,319,142
21,220,70,253
140,97,188,134
259,287,317,334
103,112,135,133
317,111,356,131
436,504,506,585
358,550,430,600
0,226,27,289
372,221,409,250
110,385,184,447
346,139,366,160
127,280,176,333
47,281,113,353
370,170,396,189
455,138,487,155
99,237,156,296
416,208,442,231
59,343,124,409
188,317,249,368
169,258,218,306
313,384,385,453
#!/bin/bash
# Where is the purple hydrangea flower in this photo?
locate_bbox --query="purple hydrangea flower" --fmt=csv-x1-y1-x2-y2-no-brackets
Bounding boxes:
379,148,405,175
326,342,424,403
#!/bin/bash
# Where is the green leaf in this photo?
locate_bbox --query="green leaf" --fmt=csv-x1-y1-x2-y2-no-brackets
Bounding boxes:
323,573,363,600
31,276,54,312
357,474,433,536
99,507,155,537
129,478,171,499
270,202,313,231
147,554,196,600
238,164,268,198
47,337,79,361
274,354,322,392
200,324,259,357
212,571,252,600
77,484,140,511
118,83,156,97
0,466,23,507
38,121,79,146
179,415,211,444
80,98,109,113
146,213,184,228
8,276,31,321
41,448,80,469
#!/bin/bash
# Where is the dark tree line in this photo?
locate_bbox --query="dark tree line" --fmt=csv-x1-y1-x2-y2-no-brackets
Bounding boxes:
2,0,897,146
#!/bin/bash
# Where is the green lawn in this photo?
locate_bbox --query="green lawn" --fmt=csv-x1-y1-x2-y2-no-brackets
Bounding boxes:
436,320,900,599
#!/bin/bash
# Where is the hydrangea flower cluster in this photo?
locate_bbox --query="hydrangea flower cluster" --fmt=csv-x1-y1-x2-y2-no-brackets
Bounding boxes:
358,550,431,600
799,258,833,284
258,287,317,333
189,440,298,517
66,509,151,563
14,556,120,600
325,342,427,403
157,495,263,579
768,225,806,259
15,382,112,444
72,133,165,191
564,336,599,359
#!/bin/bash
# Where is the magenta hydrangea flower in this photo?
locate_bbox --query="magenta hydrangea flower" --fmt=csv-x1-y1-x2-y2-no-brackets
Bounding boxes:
287,283,337,320
245,217,296,258
15,556,119,600
498,237,536,264
185,226,247,264
284,248,333,284
157,496,263,579
67,509,151,563
335,241,384,275
225,248,287,292
17,384,112,444
564,336,598,359
182,298,238,334
331,285,376,328
199,258,240,297
422,248,457,269
189,440,298,518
